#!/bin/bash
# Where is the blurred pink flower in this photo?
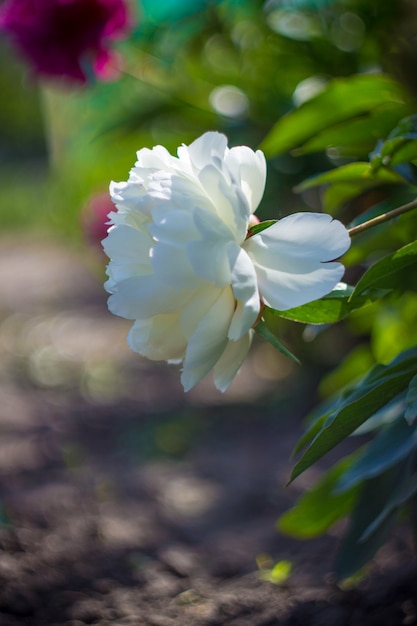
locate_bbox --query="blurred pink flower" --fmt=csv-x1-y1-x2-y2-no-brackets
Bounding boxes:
0,0,131,83
82,191,113,249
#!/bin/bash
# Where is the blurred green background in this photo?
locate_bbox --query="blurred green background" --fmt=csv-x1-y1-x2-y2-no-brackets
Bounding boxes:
2,0,417,405
1,0,412,238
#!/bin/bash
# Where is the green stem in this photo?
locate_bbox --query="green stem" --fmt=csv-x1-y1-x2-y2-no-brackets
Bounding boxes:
348,197,417,237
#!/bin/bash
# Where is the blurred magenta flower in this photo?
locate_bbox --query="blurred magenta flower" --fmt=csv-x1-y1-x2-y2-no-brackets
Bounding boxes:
82,191,113,249
0,0,131,83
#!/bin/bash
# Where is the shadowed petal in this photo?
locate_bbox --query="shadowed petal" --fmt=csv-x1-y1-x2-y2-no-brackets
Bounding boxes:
187,207,235,287
213,331,253,392
127,315,187,361
108,275,192,319
227,244,260,340
181,288,235,391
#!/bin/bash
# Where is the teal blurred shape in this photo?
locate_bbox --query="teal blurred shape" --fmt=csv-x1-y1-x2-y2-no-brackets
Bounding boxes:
139,0,212,23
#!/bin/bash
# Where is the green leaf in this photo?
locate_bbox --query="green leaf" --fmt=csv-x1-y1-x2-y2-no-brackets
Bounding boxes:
359,461,417,542
278,457,359,539
294,161,406,212
335,466,402,579
297,103,412,156
290,347,417,483
322,181,372,214
265,283,375,325
336,417,417,492
354,393,406,435
255,319,301,364
350,240,417,303
295,162,405,193
260,75,407,157
370,115,417,169
405,374,417,425
247,219,277,237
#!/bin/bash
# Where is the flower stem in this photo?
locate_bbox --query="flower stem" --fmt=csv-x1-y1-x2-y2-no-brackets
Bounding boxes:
348,197,417,237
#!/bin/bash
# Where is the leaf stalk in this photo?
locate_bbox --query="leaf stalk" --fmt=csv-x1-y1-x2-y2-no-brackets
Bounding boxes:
348,197,417,237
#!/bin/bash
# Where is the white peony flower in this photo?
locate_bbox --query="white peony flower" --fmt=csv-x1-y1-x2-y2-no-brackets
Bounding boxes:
102,131,350,391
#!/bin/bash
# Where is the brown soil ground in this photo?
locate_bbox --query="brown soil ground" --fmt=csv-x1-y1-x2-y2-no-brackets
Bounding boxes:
0,235,416,626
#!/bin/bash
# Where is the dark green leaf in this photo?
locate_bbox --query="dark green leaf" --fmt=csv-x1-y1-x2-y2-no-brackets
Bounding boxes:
360,461,417,541
278,457,359,539
290,347,417,482
405,374,417,425
255,319,301,364
391,162,417,186
336,417,417,492
260,75,408,157
370,115,417,169
350,240,417,303
354,393,406,435
335,466,402,579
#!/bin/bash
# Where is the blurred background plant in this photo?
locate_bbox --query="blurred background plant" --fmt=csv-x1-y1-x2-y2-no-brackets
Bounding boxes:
2,0,417,580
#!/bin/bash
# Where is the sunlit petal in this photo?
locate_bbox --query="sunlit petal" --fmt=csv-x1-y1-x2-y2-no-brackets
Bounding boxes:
225,145,267,213
244,212,350,310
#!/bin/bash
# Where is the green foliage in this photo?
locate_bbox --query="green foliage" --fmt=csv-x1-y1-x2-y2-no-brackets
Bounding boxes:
260,74,411,158
294,162,406,214
256,1,417,578
290,347,417,481
278,457,359,538
255,319,301,364
405,375,417,425
4,0,417,582
350,240,417,301
237,2,417,578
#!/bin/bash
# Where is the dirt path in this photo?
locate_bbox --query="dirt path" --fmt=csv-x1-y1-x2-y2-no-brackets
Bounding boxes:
0,235,415,626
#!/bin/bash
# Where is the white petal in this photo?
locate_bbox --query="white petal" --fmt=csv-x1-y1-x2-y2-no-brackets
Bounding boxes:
181,288,235,391
197,164,236,228
253,261,346,310
109,180,154,230
135,145,178,170
243,213,350,310
213,331,253,392
248,212,351,262
179,286,225,340
186,207,234,287
225,145,267,213
178,131,228,172
151,241,203,289
127,315,187,361
150,206,199,245
227,244,260,340
103,226,152,292
107,275,192,320
103,224,151,263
